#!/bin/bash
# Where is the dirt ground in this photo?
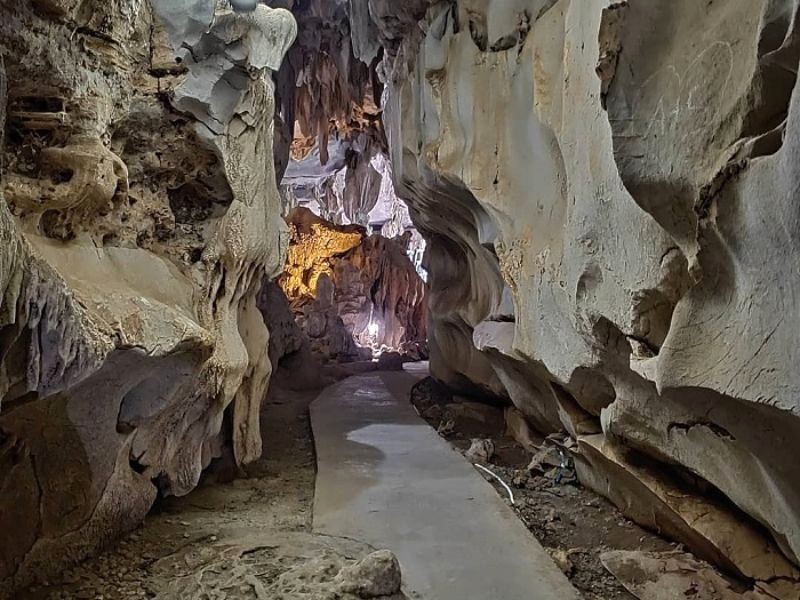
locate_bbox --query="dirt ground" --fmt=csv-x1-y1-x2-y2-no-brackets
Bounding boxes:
18,371,405,600
409,377,677,600
18,366,676,600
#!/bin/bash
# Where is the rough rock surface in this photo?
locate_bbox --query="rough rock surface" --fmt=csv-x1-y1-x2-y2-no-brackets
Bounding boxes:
0,1,294,592
280,207,426,359
256,279,326,390
335,549,403,598
601,551,792,600
348,0,800,593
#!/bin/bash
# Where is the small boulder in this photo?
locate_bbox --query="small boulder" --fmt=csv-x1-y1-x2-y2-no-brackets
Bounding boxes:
465,438,495,464
335,550,402,598
377,351,405,370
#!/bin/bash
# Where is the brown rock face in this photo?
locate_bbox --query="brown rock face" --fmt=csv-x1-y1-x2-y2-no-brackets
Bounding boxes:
0,1,295,592
271,0,384,181
280,207,426,360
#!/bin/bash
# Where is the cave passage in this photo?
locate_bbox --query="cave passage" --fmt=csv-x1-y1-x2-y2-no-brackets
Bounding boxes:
3,1,800,600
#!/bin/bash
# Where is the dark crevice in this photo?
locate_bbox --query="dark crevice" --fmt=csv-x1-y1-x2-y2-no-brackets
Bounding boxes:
694,160,747,220
240,545,279,558
739,10,800,158
74,26,117,45
625,334,659,357
128,457,147,475
468,16,488,52
667,420,737,442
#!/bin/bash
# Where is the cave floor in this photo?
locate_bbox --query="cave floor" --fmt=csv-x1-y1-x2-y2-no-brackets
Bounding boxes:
311,366,580,600
17,363,665,600
19,377,401,600
408,378,679,600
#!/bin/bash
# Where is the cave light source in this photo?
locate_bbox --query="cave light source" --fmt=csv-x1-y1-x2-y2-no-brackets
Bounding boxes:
367,321,381,361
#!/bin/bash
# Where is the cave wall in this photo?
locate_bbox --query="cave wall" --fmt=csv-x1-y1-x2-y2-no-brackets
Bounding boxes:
0,0,295,592
280,207,426,360
358,0,800,593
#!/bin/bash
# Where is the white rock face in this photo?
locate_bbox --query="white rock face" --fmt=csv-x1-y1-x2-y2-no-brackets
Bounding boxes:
368,0,800,584
0,1,294,592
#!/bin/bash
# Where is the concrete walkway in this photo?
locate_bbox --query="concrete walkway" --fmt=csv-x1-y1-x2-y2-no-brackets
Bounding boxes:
311,366,579,600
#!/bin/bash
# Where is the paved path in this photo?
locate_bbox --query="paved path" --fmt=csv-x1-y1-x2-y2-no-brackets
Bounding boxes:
311,366,579,600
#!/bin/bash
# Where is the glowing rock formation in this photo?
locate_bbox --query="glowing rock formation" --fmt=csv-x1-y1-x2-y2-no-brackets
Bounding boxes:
280,208,426,360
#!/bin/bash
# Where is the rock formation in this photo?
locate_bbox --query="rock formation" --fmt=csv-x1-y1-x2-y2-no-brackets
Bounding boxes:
271,0,419,249
344,0,800,594
4,0,800,597
0,1,294,592
280,207,426,361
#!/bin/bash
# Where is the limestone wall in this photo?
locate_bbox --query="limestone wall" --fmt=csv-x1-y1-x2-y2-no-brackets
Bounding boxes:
360,0,800,593
0,1,295,591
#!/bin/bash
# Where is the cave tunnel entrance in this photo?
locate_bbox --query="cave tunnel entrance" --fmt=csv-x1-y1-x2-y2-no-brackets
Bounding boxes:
275,149,429,364
270,1,430,368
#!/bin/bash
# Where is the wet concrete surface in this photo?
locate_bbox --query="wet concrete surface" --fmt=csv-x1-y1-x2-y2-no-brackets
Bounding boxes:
311,365,580,600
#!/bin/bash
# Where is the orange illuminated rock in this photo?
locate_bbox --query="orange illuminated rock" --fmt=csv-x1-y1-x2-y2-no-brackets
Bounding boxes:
279,208,426,360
